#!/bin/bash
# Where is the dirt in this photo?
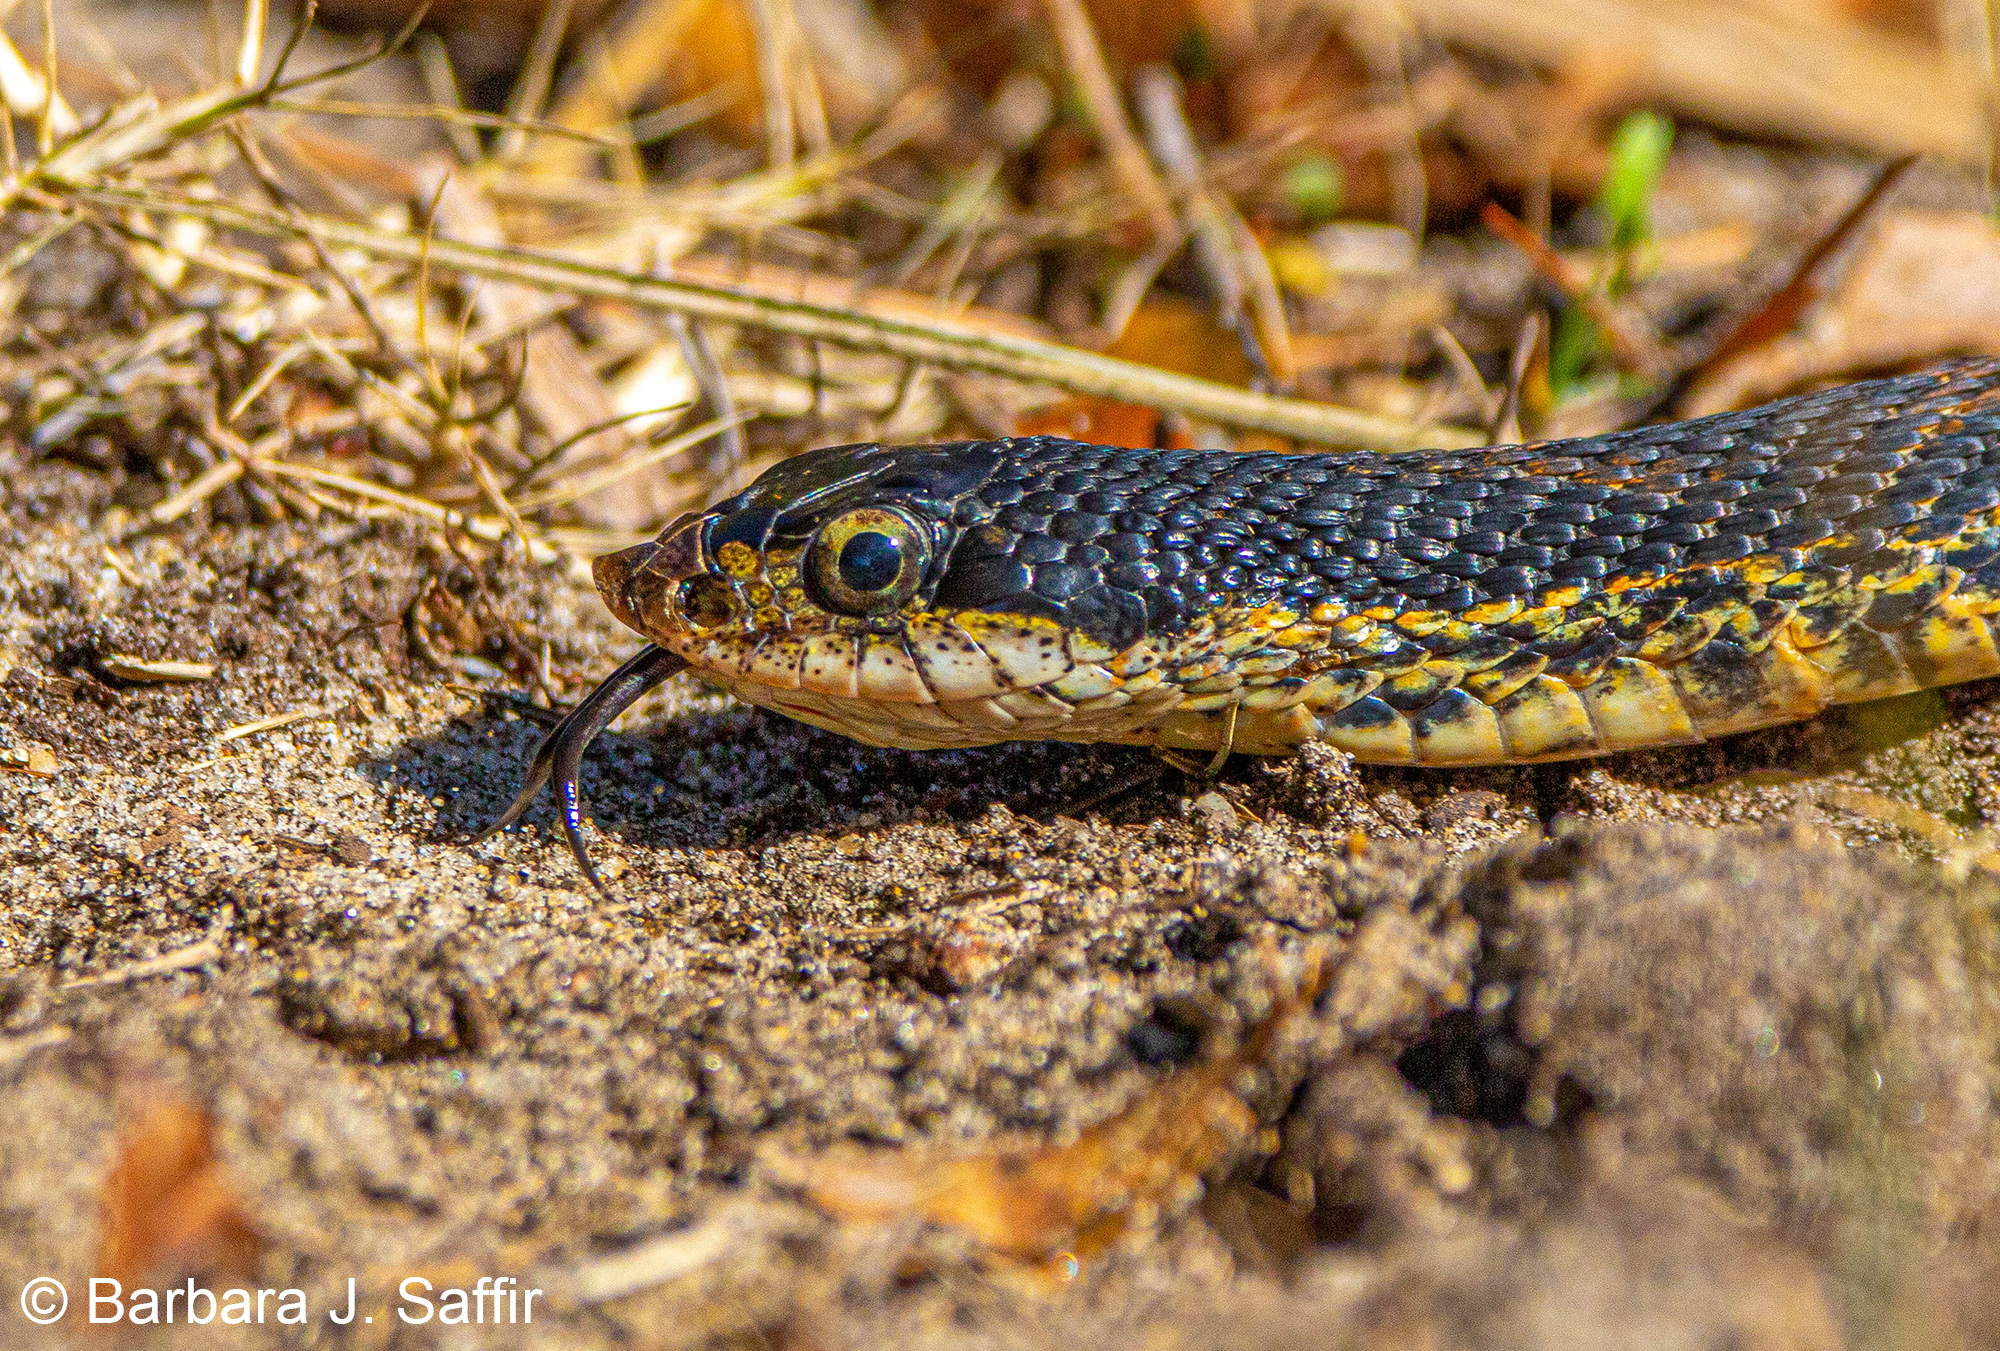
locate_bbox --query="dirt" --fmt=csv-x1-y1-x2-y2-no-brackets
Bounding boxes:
6,441,2000,1351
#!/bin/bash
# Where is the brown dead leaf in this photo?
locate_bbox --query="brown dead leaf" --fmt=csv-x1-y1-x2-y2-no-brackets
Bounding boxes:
1406,0,1986,165
1684,210,2000,414
1013,396,1164,447
807,1050,1257,1260
1106,296,1258,386
805,946,1331,1261
97,1097,263,1288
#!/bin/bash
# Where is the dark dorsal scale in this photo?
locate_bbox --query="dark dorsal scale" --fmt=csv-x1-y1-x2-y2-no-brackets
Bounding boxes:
925,364,2000,651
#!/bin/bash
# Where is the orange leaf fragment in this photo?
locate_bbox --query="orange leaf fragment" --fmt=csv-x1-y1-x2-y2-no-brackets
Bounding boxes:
809,1055,1255,1260
1106,296,1258,386
97,1097,263,1288
1013,397,1164,447
807,948,1332,1261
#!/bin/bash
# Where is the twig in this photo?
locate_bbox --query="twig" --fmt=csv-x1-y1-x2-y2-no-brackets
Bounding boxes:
498,0,575,163
255,457,564,562
1132,64,1293,384
1689,154,1916,379
1335,1,1426,239
1481,201,1670,380
218,707,328,741
1041,0,1178,242
61,937,222,990
69,183,1482,450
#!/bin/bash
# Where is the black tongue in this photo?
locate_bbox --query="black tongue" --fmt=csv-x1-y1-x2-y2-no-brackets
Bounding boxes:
470,645,689,898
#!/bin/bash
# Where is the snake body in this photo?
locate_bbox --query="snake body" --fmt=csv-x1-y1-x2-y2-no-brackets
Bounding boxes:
484,359,2000,890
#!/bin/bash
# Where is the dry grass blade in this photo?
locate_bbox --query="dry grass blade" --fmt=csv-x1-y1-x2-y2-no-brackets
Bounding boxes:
64,938,223,989
498,0,575,163
143,461,249,529
1041,0,1177,243
413,30,481,164
511,413,751,512
68,184,1480,450
0,31,76,137
35,0,58,155
236,0,269,87
100,657,217,684
218,708,328,741
271,98,626,147
6,0,421,212
255,458,562,563
528,0,709,179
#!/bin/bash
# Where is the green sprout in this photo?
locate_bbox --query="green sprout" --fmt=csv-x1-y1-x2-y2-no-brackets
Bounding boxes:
1282,155,1344,226
1550,109,1674,402
1601,110,1674,255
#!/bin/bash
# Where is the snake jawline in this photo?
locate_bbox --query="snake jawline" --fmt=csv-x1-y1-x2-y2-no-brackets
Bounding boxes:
693,582,2000,766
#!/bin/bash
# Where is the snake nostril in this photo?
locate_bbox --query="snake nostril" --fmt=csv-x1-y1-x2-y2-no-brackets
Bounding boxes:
678,576,736,628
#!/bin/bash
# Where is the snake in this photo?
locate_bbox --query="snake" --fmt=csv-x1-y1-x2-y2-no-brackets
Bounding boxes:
478,359,2000,892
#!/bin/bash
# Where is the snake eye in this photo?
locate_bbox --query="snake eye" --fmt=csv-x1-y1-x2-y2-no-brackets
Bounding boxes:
808,507,929,615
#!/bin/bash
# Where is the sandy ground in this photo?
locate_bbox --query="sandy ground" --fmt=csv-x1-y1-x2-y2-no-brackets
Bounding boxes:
6,438,2000,1350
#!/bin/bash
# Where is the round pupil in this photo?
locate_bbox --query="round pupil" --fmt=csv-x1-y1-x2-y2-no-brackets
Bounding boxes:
837,531,905,592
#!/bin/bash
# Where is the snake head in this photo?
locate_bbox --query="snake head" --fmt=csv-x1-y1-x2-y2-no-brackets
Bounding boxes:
588,437,1173,749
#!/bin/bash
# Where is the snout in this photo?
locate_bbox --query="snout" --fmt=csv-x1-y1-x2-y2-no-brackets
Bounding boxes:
591,541,654,632
591,512,706,637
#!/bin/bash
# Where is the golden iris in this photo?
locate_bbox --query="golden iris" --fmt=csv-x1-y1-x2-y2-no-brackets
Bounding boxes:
807,507,929,615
